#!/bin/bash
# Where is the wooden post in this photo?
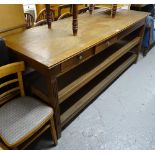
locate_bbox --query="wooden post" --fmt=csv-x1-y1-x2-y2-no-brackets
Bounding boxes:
72,4,78,36
111,4,117,18
45,4,52,29
46,74,61,138
89,4,94,14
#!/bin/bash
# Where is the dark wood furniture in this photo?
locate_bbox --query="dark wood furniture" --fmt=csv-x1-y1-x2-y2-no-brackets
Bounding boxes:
72,5,78,36
4,10,148,138
24,13,34,29
57,4,88,35
0,62,57,149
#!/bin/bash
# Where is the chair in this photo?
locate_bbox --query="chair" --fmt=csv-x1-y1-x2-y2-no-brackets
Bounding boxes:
57,4,88,19
57,12,72,20
0,62,57,149
36,8,55,23
78,7,88,14
34,19,47,27
24,13,34,29
58,4,72,18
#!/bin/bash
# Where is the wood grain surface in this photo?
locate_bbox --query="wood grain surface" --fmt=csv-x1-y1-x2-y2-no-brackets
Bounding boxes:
5,10,148,68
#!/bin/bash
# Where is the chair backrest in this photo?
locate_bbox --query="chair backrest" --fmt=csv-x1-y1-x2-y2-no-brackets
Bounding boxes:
24,13,34,29
36,8,55,22
57,5,88,18
0,62,25,106
78,7,88,14
57,12,72,20
58,4,72,18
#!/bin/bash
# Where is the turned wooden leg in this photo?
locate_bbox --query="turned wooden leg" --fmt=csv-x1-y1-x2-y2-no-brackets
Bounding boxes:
50,116,58,145
0,143,10,150
72,4,78,36
45,4,52,29
46,74,61,138
89,4,94,14
111,4,117,18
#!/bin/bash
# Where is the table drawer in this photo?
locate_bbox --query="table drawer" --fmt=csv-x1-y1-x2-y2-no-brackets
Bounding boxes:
95,36,117,54
61,48,94,72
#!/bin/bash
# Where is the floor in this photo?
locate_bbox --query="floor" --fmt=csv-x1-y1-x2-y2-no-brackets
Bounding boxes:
28,46,155,150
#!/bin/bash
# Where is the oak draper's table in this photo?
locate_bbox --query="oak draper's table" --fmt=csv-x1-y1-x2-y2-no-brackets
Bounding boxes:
4,9,149,138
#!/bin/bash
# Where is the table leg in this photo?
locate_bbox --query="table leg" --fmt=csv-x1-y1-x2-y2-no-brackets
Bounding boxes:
111,4,117,18
89,4,94,14
46,74,61,138
72,4,78,36
45,4,52,29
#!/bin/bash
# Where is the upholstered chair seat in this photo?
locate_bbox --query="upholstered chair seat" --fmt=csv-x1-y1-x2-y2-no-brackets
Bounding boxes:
0,96,53,148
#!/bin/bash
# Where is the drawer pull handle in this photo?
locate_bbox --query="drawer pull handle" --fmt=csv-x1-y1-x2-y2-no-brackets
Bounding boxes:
79,55,83,60
107,41,110,46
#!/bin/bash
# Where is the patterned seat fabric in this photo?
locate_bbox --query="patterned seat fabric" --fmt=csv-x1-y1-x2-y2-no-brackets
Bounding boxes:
0,96,53,147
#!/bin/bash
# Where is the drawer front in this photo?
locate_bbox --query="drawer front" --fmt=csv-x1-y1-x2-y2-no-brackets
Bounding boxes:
95,36,117,54
61,48,94,72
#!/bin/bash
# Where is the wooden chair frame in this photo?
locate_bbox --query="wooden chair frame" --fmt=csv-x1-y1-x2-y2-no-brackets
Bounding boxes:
58,4,72,18
36,8,55,23
78,7,89,14
57,12,72,20
0,62,57,149
34,19,48,27
24,13,35,29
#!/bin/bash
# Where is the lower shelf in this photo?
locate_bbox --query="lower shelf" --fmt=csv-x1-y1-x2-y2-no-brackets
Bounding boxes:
60,53,137,127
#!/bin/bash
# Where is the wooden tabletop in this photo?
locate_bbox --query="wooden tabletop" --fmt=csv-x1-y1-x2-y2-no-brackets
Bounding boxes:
5,9,149,68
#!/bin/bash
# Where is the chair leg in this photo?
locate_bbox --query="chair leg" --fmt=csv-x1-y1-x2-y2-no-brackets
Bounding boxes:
0,142,10,150
50,116,58,145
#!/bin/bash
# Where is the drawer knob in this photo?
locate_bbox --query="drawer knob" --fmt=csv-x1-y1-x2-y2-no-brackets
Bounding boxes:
106,41,110,46
79,55,83,60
